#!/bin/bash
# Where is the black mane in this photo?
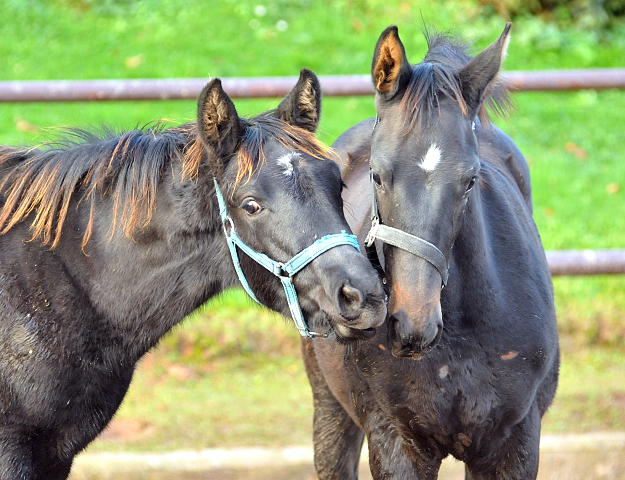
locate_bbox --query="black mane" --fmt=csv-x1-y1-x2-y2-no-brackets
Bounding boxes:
400,30,512,128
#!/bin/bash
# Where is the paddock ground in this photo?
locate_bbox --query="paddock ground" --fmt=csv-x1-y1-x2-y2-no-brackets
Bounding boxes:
70,432,625,480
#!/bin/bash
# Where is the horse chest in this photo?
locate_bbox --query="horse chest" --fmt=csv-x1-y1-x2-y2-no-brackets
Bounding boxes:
346,342,537,456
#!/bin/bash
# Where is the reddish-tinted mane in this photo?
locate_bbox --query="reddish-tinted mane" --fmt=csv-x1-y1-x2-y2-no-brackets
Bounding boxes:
0,116,328,249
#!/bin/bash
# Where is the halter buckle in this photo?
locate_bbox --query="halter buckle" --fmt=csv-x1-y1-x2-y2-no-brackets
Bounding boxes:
222,216,235,237
365,217,380,247
275,262,291,279
306,330,331,338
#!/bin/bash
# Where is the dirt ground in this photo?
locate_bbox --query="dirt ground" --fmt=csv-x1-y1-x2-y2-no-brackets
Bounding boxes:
70,433,625,480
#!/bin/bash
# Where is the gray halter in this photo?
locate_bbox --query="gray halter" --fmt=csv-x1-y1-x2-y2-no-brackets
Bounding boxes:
364,170,449,287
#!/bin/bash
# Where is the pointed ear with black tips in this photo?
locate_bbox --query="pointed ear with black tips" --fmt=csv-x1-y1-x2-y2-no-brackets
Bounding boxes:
274,68,321,133
197,78,245,176
458,23,511,119
371,25,412,100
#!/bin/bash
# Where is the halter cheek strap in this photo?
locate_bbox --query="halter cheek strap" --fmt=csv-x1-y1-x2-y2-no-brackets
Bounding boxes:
214,178,361,338
364,171,449,287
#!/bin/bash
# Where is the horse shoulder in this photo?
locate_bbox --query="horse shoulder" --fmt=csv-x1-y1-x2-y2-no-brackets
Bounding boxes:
453,161,558,384
0,237,131,442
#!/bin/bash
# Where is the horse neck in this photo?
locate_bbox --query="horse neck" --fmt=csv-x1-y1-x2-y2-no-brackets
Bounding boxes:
54,161,238,361
447,185,496,295
447,161,540,301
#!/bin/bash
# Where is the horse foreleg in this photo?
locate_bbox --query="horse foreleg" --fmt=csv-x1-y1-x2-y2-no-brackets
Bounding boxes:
33,455,72,480
464,464,476,480
464,402,541,480
313,398,365,480
0,427,74,480
366,418,442,480
0,426,34,480
301,338,364,480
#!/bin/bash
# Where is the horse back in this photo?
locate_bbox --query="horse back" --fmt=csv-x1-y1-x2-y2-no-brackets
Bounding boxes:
475,121,533,212
331,118,376,246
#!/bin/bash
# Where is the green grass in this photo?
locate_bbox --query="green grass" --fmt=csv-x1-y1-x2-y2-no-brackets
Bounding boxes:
1,0,624,453
546,339,625,433
90,291,315,452
86,297,625,453
496,89,625,345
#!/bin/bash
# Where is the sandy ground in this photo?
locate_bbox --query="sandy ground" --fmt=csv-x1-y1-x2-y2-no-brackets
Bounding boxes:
70,432,625,480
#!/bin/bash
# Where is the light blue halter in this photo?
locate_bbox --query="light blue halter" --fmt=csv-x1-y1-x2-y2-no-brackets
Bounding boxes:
214,178,361,338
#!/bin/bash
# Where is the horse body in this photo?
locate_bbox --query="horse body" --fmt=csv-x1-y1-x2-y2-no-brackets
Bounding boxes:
0,70,386,479
303,27,558,480
0,158,214,476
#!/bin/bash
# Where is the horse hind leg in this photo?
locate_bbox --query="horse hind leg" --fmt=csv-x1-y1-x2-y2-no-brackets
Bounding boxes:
301,339,364,480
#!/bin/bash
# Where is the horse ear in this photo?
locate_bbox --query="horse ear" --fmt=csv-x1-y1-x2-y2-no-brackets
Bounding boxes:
274,68,321,133
197,78,244,175
458,23,512,118
371,25,412,100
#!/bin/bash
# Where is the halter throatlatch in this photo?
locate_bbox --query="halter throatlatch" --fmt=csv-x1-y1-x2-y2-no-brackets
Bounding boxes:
364,171,449,287
214,178,361,338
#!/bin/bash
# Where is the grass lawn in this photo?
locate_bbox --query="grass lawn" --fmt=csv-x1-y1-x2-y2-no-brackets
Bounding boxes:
85,291,625,453
1,0,624,453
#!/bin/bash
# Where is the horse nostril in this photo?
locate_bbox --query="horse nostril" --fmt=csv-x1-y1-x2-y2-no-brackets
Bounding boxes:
337,283,364,316
387,309,443,359
341,284,362,305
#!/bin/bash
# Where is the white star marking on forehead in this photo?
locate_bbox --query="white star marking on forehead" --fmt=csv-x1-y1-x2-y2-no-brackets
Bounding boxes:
276,152,301,176
419,144,442,172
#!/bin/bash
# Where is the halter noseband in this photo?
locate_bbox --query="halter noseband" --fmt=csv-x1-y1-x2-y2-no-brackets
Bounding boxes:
364,171,449,287
214,178,361,338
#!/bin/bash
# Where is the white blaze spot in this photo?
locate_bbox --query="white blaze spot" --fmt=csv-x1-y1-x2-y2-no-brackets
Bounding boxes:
439,364,449,379
277,152,298,176
420,144,442,172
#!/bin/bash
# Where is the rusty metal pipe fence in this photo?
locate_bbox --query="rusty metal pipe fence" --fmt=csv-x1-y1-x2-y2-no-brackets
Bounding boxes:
1,68,625,103
546,250,625,277
1,68,624,276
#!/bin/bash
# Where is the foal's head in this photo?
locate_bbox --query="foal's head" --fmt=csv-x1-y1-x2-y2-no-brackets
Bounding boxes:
369,25,511,357
197,70,386,339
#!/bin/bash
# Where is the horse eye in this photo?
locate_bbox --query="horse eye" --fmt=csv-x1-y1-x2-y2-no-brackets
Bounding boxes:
371,171,382,187
466,176,477,192
241,199,263,215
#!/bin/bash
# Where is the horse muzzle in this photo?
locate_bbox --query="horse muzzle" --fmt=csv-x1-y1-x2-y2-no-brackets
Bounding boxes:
306,247,388,340
328,276,387,340
387,304,442,359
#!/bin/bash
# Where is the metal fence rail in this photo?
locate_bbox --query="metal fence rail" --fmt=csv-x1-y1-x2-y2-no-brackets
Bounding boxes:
1,69,624,276
1,68,624,103
547,250,625,276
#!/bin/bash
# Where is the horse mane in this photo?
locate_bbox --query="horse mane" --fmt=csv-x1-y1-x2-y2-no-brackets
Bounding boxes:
399,29,512,129
182,113,330,189
0,115,328,249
